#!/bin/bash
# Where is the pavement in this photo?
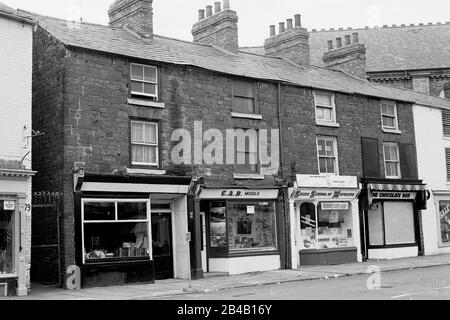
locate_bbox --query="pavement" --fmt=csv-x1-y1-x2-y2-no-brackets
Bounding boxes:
6,253,450,300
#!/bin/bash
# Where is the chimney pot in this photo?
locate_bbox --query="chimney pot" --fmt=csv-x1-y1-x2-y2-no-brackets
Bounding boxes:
279,22,285,33
352,32,359,44
223,0,230,9
286,19,293,29
294,14,301,27
327,40,333,51
269,25,276,37
206,5,213,17
214,2,221,13
198,9,205,21
336,37,342,48
344,35,351,46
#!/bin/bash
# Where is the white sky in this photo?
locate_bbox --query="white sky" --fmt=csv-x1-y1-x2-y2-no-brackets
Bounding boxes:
3,0,450,46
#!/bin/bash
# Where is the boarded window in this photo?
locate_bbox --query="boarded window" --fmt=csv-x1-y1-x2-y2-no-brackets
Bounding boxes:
443,110,450,136
361,137,380,178
399,143,417,179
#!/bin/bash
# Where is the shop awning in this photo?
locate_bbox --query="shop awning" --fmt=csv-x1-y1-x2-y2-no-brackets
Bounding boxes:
368,183,427,192
0,169,36,178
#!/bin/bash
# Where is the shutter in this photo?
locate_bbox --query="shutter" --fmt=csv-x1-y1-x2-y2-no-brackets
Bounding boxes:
442,110,450,136
446,148,450,181
399,143,418,179
361,137,380,178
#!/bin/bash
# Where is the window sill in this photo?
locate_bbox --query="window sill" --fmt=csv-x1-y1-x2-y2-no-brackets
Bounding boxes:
0,274,17,279
231,112,263,120
127,168,166,175
316,121,340,128
233,173,265,180
128,98,165,109
382,128,402,135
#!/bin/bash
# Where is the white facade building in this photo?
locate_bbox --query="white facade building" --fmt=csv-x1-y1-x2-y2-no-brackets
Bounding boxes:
0,3,34,296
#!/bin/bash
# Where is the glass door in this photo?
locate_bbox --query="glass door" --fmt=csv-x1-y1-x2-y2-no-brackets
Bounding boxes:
151,212,173,280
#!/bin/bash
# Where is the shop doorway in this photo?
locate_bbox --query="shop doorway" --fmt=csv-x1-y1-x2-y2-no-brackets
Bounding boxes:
151,212,174,280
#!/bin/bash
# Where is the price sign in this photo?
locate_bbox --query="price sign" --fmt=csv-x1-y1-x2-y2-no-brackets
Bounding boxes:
3,201,15,211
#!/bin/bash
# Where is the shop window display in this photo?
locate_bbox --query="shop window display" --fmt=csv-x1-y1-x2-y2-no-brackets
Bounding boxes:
83,200,150,262
439,201,450,245
0,202,13,274
300,202,354,250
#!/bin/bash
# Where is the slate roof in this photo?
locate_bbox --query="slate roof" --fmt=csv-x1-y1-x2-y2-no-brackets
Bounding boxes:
0,3,33,23
241,23,450,73
31,13,450,110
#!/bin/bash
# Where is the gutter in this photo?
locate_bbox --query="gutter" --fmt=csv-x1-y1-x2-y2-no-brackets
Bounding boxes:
0,10,34,25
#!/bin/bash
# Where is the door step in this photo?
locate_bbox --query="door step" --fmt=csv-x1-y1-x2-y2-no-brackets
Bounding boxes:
204,272,229,279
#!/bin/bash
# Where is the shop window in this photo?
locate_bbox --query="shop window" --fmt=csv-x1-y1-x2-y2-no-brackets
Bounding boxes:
383,142,401,179
209,202,227,250
314,91,336,124
367,201,416,247
0,201,14,274
82,200,150,263
299,202,354,250
381,100,399,130
442,110,450,137
130,63,158,100
232,79,256,114
317,136,339,175
131,120,159,167
438,201,450,246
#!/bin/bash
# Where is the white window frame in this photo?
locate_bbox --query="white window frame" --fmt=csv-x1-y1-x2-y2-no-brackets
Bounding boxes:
131,120,159,167
314,91,337,125
380,101,399,131
383,142,401,179
316,136,339,175
130,63,159,100
81,198,152,265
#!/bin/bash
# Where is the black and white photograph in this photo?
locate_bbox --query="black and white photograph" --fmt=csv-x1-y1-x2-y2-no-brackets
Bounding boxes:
0,0,450,311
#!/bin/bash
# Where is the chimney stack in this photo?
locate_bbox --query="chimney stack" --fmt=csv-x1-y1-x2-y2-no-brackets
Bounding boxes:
323,32,367,79
192,0,239,53
108,0,154,39
264,13,310,66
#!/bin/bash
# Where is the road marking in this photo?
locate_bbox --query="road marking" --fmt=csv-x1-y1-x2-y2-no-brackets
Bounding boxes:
390,293,416,299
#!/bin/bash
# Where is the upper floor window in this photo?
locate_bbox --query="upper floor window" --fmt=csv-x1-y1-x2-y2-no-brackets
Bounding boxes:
383,142,401,179
442,110,450,137
130,63,158,100
131,120,159,167
317,136,339,175
381,101,399,131
314,92,336,124
235,129,259,175
232,79,256,114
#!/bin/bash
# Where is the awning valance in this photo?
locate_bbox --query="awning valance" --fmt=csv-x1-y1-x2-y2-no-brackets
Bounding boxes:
368,183,427,192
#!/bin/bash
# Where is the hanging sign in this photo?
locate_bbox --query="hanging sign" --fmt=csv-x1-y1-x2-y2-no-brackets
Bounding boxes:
3,201,15,211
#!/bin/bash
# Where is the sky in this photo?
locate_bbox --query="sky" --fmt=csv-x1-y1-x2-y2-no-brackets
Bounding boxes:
3,0,450,46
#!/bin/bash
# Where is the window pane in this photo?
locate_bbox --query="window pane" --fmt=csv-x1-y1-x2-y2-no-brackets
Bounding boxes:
131,65,143,81
233,97,255,114
317,107,333,121
143,83,156,95
316,202,354,249
84,222,150,261
144,123,157,144
382,103,395,116
316,94,332,107
132,145,145,163
384,145,392,161
210,203,227,248
144,66,157,82
390,146,399,161
84,202,115,221
319,158,327,173
132,122,145,143
233,80,254,98
327,158,336,174
118,202,147,220
131,81,143,93
0,204,14,273
227,202,277,252
317,140,326,156
383,116,395,128
144,146,158,164
300,203,317,249
325,140,335,156
384,202,415,245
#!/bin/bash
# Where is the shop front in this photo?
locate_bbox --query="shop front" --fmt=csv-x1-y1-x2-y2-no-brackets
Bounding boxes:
0,168,35,296
360,179,428,260
73,172,197,288
289,175,362,267
198,188,283,275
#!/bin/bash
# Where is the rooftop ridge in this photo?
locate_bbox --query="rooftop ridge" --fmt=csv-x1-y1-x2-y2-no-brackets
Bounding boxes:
310,21,450,32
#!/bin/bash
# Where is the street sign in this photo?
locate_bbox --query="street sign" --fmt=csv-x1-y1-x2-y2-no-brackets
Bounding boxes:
186,232,191,242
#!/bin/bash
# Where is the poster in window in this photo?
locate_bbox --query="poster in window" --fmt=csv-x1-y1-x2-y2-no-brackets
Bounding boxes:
329,211,339,223
210,205,227,248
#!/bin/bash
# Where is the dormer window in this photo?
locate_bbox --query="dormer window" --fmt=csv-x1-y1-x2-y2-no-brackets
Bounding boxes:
130,63,158,100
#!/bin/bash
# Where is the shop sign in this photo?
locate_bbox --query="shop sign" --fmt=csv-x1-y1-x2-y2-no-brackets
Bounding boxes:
3,201,15,211
296,175,358,189
199,189,279,200
321,202,349,210
371,191,416,200
290,189,359,200
247,206,255,214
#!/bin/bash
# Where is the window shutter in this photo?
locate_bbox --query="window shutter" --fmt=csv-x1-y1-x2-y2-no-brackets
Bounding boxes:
399,143,418,179
361,137,380,178
442,110,450,136
446,148,450,181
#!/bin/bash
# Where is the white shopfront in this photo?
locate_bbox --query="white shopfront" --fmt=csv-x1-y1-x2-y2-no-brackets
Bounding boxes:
289,175,362,267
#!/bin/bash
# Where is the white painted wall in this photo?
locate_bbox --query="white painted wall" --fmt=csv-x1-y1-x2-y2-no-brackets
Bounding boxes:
0,17,33,169
172,196,189,279
209,255,281,275
413,104,450,256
